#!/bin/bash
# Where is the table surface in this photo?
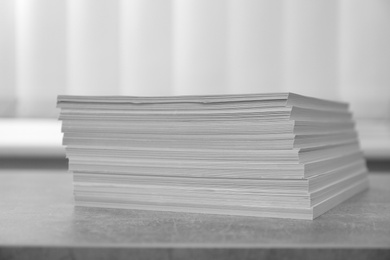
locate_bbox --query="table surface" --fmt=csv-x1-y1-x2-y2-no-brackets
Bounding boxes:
0,170,389,259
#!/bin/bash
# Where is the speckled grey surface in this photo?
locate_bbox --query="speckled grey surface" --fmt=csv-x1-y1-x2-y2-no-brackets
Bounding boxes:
0,171,389,259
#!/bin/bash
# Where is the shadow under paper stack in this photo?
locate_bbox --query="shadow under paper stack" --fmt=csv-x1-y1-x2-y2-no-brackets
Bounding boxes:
57,93,368,220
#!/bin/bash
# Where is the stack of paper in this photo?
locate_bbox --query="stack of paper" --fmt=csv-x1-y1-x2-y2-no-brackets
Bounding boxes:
57,93,368,220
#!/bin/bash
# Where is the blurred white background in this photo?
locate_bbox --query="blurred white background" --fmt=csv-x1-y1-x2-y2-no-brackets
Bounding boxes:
0,0,390,160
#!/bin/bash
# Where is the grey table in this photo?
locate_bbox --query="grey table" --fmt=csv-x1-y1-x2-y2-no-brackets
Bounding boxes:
0,170,389,260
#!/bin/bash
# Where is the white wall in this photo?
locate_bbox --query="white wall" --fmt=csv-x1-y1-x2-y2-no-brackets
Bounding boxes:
0,0,15,117
15,0,66,117
173,0,228,95
0,0,389,119
340,0,390,119
282,0,339,100
120,0,173,96
228,0,283,94
67,0,120,95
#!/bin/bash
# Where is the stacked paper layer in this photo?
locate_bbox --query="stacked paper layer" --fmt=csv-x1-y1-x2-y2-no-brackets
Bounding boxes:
57,93,368,220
